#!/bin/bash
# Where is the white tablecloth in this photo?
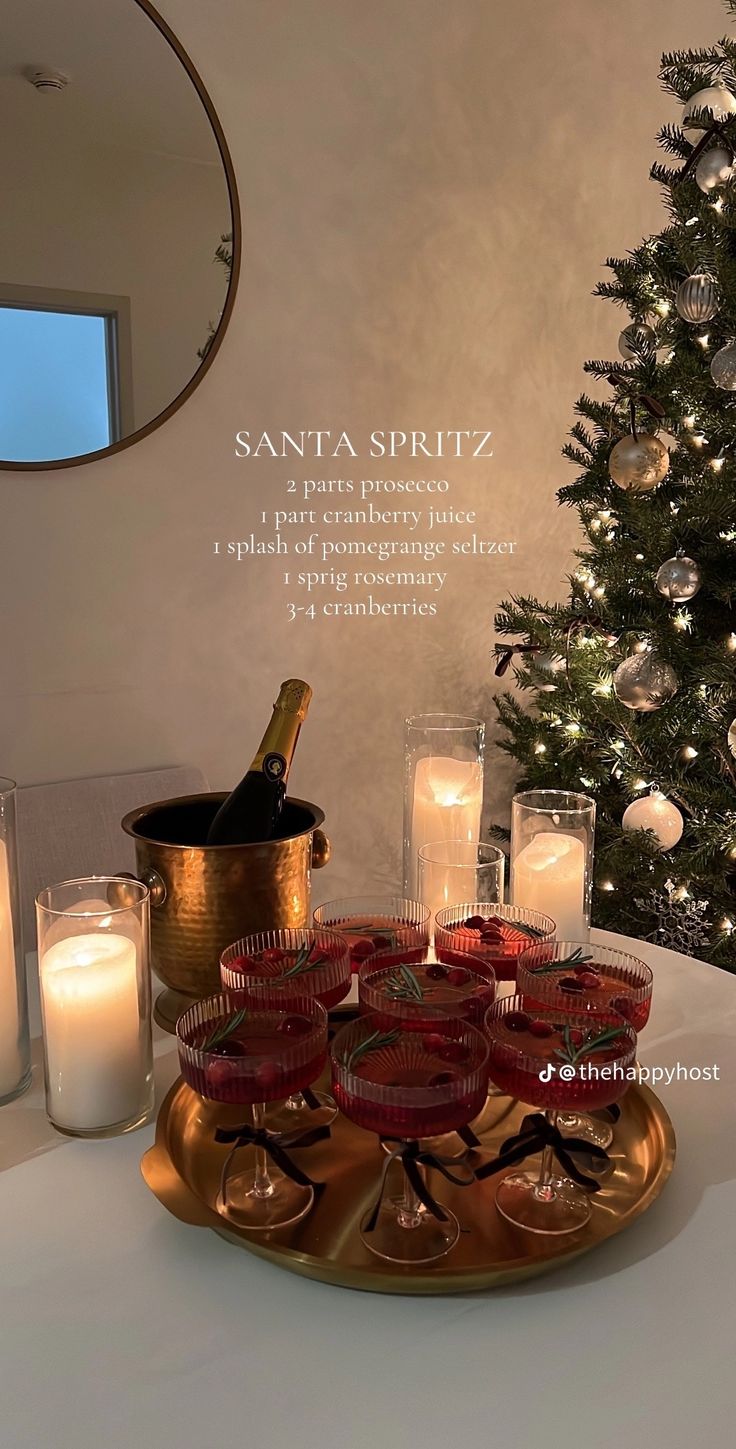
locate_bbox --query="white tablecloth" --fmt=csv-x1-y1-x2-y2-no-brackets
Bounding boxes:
1,930,733,1449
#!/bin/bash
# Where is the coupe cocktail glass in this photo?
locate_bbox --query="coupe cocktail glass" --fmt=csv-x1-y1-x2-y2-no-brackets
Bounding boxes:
516,940,652,1149
221,927,349,1130
331,1014,489,1264
358,947,496,1031
314,896,430,972
435,901,556,982
177,992,328,1231
484,993,635,1235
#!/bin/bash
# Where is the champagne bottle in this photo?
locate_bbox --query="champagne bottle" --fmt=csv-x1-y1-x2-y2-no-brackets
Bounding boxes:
206,679,312,845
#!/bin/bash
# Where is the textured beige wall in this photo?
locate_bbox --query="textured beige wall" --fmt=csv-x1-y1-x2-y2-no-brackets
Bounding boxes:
0,0,726,898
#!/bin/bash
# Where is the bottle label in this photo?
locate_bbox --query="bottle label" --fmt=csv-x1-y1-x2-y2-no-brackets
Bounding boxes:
263,752,287,781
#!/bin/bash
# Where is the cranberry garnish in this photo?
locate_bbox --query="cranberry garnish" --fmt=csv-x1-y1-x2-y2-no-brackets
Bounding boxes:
425,962,448,980
436,1040,471,1064
422,1032,445,1053
209,1038,248,1058
578,971,601,989
568,1028,584,1047
609,994,634,1020
279,1015,311,1037
256,1060,283,1090
505,1010,532,1032
465,915,487,930
351,938,375,959
226,954,250,971
559,976,585,993
447,966,470,988
573,961,597,976
528,1019,555,1038
204,1059,234,1091
261,947,284,965
428,1071,457,1087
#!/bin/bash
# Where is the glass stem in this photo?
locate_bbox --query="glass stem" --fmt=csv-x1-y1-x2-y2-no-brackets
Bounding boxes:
397,1160,424,1230
535,1110,558,1202
251,1101,274,1200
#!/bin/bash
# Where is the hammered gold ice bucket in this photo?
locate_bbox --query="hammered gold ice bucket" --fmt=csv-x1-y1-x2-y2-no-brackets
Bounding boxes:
120,793,330,1031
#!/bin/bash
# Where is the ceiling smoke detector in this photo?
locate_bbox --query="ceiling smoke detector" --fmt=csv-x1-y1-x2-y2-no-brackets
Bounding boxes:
25,67,70,94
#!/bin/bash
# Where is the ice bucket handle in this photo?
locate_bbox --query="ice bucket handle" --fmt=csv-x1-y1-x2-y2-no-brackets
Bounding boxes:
109,869,167,909
312,829,331,869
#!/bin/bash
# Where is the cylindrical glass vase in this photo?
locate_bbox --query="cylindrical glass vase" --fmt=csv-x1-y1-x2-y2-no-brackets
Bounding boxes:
36,877,153,1137
403,714,485,899
417,840,504,932
0,779,31,1105
510,790,596,941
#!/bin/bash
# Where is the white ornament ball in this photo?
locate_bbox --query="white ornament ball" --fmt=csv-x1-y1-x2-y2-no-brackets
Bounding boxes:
609,433,669,491
675,273,719,324
729,719,736,759
655,556,702,602
711,341,736,391
695,145,734,193
618,323,657,361
613,652,679,712
622,792,684,851
682,83,736,137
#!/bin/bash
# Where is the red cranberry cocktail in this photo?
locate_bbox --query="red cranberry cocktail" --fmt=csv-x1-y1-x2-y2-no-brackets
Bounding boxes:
314,896,430,972
330,1014,489,1263
517,941,653,1034
177,993,328,1232
358,949,496,1032
435,901,556,982
220,928,349,1128
482,993,635,1235
221,927,351,1011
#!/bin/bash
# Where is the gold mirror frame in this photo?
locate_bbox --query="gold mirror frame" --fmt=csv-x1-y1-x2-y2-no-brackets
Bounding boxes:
2,0,241,472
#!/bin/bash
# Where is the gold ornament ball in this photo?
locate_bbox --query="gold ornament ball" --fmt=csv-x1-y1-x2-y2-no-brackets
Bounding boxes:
695,145,734,193
622,792,684,851
613,652,678,712
618,323,657,361
609,433,669,491
682,83,736,137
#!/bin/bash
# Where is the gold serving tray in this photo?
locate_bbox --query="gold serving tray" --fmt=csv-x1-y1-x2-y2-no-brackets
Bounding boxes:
142,1078,675,1294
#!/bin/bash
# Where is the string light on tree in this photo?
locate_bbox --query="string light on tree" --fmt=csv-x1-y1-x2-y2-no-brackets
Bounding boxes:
622,791,684,851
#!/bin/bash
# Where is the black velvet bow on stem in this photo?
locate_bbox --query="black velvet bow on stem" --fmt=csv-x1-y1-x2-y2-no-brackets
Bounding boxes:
214,1120,330,1190
474,1112,610,1192
364,1138,475,1233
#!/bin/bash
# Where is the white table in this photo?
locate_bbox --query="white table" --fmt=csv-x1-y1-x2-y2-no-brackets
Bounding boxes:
1,930,733,1449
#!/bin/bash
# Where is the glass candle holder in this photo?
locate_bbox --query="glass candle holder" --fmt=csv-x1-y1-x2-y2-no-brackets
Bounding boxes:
0,779,31,1105
36,877,153,1137
510,790,596,941
403,714,485,899
417,840,504,932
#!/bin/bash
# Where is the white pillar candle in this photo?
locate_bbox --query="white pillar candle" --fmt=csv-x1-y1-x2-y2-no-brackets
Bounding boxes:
512,831,586,940
409,757,483,898
0,840,22,1099
41,932,144,1133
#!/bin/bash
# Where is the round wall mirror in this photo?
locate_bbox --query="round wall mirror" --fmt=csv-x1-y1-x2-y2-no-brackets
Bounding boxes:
0,0,240,469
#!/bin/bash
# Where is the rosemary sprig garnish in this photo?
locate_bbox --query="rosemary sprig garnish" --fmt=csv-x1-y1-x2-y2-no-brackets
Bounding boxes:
554,1023,625,1067
384,965,424,1002
281,942,330,977
533,948,594,975
200,1007,247,1052
343,1028,401,1072
339,922,399,947
512,920,549,939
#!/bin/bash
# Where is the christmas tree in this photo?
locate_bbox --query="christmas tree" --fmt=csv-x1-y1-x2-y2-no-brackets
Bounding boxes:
493,6,736,969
